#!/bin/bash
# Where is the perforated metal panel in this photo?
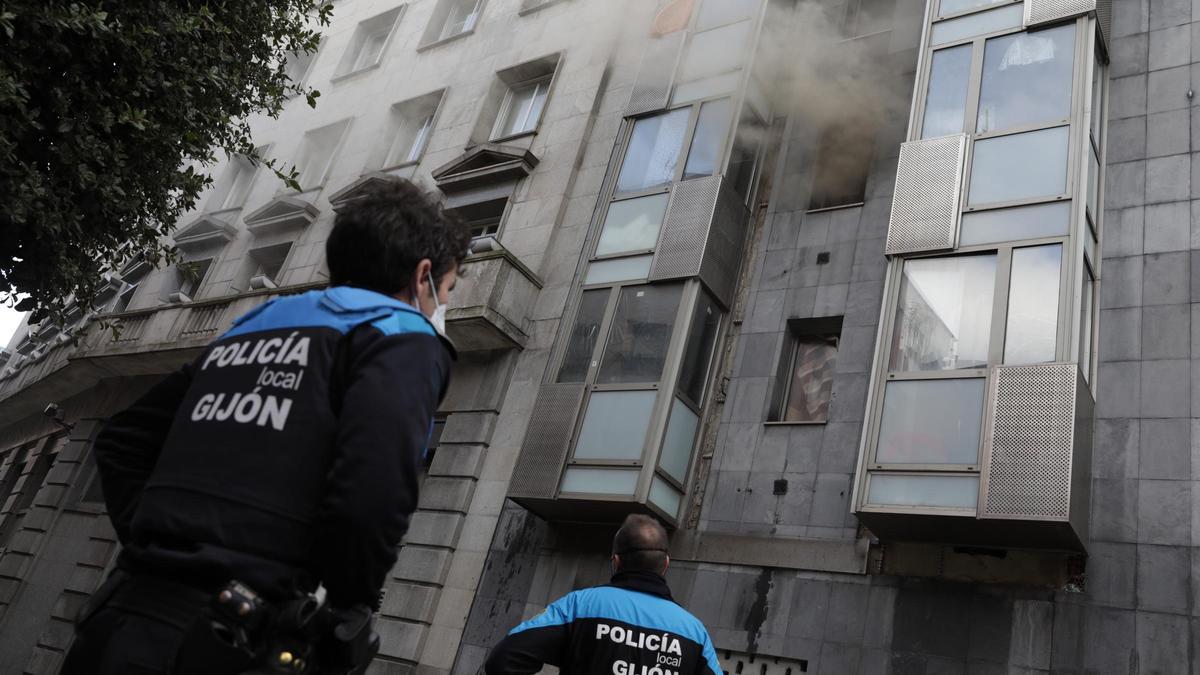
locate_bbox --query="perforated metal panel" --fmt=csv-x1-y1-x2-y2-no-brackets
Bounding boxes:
699,181,751,306
1095,0,1112,46
626,32,684,116
981,364,1077,520
1025,0,1096,28
717,648,808,675
886,135,966,256
507,383,586,499
650,176,722,282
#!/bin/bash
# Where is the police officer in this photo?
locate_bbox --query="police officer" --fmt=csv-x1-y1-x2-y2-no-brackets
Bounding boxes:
61,177,471,675
485,515,722,675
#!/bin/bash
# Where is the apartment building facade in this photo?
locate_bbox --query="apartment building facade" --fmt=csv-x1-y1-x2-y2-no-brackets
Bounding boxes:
0,0,1189,672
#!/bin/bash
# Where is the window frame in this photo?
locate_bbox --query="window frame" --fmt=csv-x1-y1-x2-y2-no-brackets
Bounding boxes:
384,90,447,170
293,119,352,191
335,7,405,80
490,74,553,141
773,319,843,425
420,0,484,49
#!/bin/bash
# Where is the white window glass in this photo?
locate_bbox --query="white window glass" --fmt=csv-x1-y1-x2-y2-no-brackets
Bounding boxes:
1080,267,1094,383
596,194,669,256
695,0,758,31
958,201,1070,246
968,126,1068,205
678,21,752,82
597,284,683,384
1004,244,1061,364
649,476,683,518
683,98,733,180
387,93,441,167
678,292,721,403
890,254,996,371
439,0,480,40
659,398,699,482
867,474,979,508
616,109,690,193
876,378,985,464
1087,144,1100,219
573,391,657,460
673,72,741,106
922,45,972,138
938,0,1006,16
976,24,1075,134
494,77,551,139
930,3,1022,46
353,30,388,71
560,468,640,495
584,256,654,285
557,289,610,383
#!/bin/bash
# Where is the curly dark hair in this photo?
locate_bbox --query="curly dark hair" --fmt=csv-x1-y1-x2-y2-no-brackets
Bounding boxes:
325,178,471,295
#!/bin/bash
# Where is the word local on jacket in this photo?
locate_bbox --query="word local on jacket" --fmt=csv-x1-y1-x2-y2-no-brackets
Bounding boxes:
596,623,684,675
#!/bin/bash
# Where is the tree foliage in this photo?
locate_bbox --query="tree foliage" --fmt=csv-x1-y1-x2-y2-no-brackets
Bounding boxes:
0,1,331,323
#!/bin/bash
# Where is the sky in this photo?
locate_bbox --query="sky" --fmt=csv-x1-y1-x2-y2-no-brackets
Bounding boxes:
0,305,25,350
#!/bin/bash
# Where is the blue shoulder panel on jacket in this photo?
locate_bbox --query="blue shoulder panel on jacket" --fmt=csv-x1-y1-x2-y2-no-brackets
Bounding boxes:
509,586,714,649
221,288,432,339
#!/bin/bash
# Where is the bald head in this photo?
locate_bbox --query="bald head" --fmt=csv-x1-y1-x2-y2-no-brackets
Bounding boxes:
611,514,669,574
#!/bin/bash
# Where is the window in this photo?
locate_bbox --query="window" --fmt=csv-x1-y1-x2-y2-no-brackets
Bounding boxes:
958,201,1070,246
770,317,842,423
1080,264,1095,383
889,254,996,372
574,390,658,460
448,198,506,239
616,109,691,194
727,103,767,201
677,290,722,404
386,91,443,167
876,378,985,464
557,289,610,383
842,0,895,38
683,98,734,180
283,46,318,86
596,194,670,257
938,0,1005,16
921,45,972,138
209,154,259,212
929,2,1022,46
967,126,1068,206
247,243,292,288
808,121,874,211
336,8,403,77
1003,244,1062,364
114,262,150,313
975,24,1075,134
492,76,551,139
177,258,214,300
694,0,758,31
596,285,684,384
423,0,482,45
293,120,350,190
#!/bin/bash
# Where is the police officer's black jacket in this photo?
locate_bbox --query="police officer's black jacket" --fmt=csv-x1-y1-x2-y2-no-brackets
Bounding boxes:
484,571,721,675
92,286,451,610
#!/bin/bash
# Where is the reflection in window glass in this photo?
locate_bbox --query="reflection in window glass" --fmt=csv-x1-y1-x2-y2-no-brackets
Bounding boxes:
678,20,752,83
561,467,640,494
616,109,690,193
695,0,758,31
958,201,1070,246
976,24,1075,134
1081,266,1094,382
930,3,1022,46
684,98,733,180
922,45,972,138
597,284,683,384
649,475,682,518
968,126,1069,205
938,0,1005,16
583,255,654,285
678,291,722,404
557,289,609,382
783,336,838,422
867,474,979,508
876,378,985,464
890,254,996,371
659,398,699,482
573,391,656,460
596,194,669,256
1004,244,1061,364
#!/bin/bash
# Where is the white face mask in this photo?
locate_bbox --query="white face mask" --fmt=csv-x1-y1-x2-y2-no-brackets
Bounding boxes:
425,270,448,336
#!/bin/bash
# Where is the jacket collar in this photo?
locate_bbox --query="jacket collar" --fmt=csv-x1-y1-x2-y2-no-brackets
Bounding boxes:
607,570,674,602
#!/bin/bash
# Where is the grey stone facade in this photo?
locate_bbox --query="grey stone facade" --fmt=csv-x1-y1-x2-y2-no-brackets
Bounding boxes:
0,0,1197,673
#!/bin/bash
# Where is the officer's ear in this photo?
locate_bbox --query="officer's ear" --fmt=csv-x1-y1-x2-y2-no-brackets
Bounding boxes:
661,554,670,575
611,554,621,573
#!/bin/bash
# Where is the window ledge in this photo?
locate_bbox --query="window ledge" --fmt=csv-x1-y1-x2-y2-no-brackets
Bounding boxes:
806,202,865,215
763,420,828,426
330,62,382,84
417,29,474,53
488,129,538,145
379,159,420,173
